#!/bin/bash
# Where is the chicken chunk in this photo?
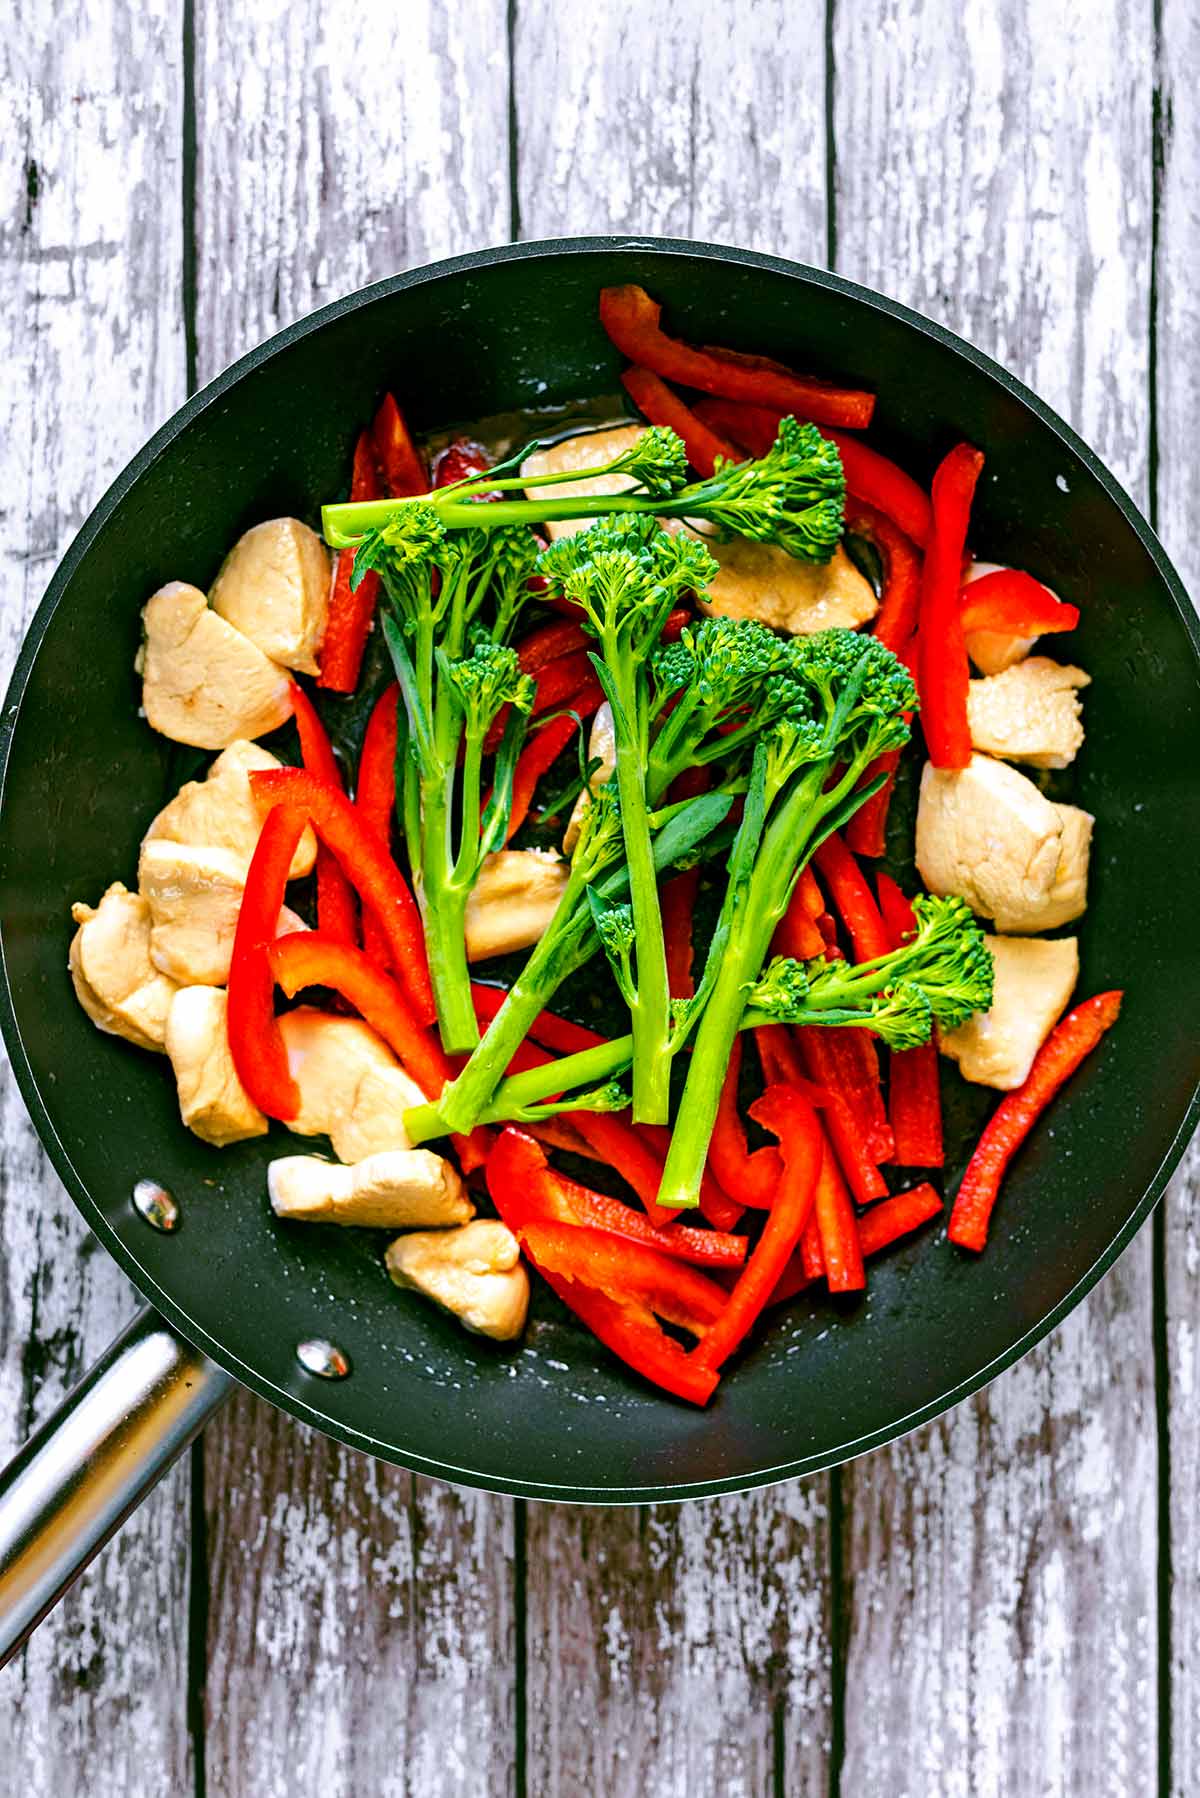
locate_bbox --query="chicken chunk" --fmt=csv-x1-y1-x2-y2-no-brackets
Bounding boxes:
385,1220,530,1341
465,849,569,961
563,700,616,853
693,537,878,635
69,883,178,1052
208,518,332,676
967,657,1090,769
278,1007,426,1163
268,1149,473,1228
915,754,1092,933
522,424,646,539
962,561,1039,676
940,935,1080,1090
140,582,293,749
164,985,267,1145
145,740,317,878
138,840,307,985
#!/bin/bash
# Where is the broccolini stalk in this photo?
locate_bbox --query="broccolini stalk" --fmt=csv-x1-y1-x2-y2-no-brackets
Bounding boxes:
402,895,989,1145
657,630,919,1208
359,509,539,1052
539,518,720,1123
324,418,845,564
431,787,733,1138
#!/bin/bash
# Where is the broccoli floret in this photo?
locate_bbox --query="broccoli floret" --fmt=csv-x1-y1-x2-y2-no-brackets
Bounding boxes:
443,637,534,736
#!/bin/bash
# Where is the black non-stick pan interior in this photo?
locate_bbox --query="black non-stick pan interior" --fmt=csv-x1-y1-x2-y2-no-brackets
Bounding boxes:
2,240,1198,1501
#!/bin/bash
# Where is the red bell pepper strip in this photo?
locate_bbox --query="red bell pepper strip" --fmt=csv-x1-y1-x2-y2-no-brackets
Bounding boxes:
289,682,358,945
249,767,434,1024
800,1213,825,1282
507,712,580,842
917,443,984,769
483,650,596,754
691,399,931,545
620,366,741,478
432,437,492,489
812,833,893,963
959,568,1080,637
516,617,590,674
843,503,922,856
875,873,944,1167
470,983,608,1055
488,1132,722,1404
566,1110,678,1230
694,1084,823,1371
626,1120,744,1232
949,991,1123,1251
371,392,427,497
355,683,401,966
812,1144,865,1292
757,1024,888,1204
227,805,307,1120
768,1181,943,1306
662,870,700,998
524,1116,603,1162
843,749,900,860
268,931,490,1174
317,432,382,694
482,1140,746,1270
709,1036,783,1209
599,286,875,430
793,1027,892,1191
773,865,827,961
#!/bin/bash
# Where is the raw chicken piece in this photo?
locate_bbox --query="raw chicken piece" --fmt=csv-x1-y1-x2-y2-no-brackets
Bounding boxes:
268,1149,472,1228
164,985,267,1145
139,582,292,749
465,849,569,961
563,700,616,853
967,657,1090,769
145,739,317,878
69,883,177,1052
939,935,1080,1090
386,1220,530,1341
693,537,878,635
208,518,332,675
278,1007,426,1163
138,839,306,985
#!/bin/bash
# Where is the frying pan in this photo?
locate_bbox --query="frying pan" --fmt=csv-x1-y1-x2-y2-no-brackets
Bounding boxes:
2,237,1198,1662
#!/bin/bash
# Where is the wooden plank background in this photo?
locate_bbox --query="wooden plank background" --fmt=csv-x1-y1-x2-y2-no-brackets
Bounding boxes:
0,0,1194,1791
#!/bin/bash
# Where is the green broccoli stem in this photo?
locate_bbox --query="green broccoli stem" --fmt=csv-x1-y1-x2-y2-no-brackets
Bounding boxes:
405,1036,635,1145
607,702,673,1126
418,672,479,1055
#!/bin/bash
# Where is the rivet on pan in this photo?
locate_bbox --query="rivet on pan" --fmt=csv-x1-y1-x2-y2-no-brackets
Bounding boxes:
296,1338,351,1380
132,1179,179,1232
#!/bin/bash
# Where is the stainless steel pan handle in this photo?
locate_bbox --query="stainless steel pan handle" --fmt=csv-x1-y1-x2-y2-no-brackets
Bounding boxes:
0,1307,234,1666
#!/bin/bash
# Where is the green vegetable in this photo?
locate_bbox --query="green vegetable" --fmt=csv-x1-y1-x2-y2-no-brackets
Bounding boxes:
357,509,539,1052
323,418,845,562
402,897,989,1145
656,628,919,1208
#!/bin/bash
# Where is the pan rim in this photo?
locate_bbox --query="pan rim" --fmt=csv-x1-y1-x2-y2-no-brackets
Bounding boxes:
2,232,1198,1504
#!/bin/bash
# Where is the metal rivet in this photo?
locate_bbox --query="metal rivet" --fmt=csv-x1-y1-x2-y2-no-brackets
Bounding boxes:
296,1338,351,1380
132,1179,179,1232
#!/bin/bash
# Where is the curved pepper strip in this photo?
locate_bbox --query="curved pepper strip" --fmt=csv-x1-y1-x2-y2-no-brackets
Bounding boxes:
949,992,1123,1251
507,712,580,842
875,873,943,1167
249,767,434,1025
694,1084,823,1371
516,617,590,673
227,805,307,1119
690,398,931,544
317,431,382,693
917,442,984,769
289,681,358,945
709,1036,783,1209
812,833,893,963
476,1132,745,1269
487,1131,721,1405
355,683,401,967
599,285,875,430
842,503,923,855
268,931,490,1174
792,1026,891,1194
959,568,1079,637
621,365,742,478
773,865,827,961
768,1181,943,1307
755,1023,887,1206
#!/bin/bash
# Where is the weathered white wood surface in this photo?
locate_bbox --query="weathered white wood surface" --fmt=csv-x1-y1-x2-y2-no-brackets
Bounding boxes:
1,0,1196,1793
1157,3,1200,1790
833,4,1159,1794
0,8,194,1795
191,5,516,1795
514,7,835,1790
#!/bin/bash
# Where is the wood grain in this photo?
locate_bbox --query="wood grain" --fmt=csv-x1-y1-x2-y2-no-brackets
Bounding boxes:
0,7,193,1793
1155,3,1200,1788
190,5,517,1793
833,3,1158,1793
514,7,834,1791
